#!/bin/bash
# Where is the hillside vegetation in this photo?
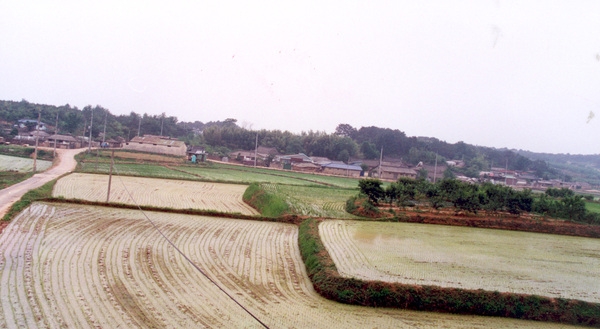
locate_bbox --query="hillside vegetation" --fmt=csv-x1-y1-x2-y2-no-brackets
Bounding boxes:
3,99,599,185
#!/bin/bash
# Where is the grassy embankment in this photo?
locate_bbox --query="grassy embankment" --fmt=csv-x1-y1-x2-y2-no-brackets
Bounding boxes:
2,179,55,221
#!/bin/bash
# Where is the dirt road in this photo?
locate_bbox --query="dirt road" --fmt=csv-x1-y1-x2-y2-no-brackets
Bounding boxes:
0,147,86,218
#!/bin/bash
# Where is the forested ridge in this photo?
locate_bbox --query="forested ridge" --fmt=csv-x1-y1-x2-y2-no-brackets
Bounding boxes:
2,99,599,185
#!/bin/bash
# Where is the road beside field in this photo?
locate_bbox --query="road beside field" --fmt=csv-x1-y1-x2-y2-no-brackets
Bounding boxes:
0,148,86,220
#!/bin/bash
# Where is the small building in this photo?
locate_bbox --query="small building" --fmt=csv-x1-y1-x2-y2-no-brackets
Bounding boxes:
16,119,47,131
188,146,207,162
374,165,417,180
123,135,186,156
292,162,320,173
48,134,78,149
321,163,362,178
102,138,123,148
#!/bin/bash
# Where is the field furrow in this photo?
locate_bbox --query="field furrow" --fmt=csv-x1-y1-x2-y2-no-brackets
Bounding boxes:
0,203,578,328
53,173,258,215
320,220,600,304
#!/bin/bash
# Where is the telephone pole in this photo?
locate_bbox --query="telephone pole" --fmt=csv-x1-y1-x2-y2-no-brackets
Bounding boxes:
88,108,94,152
33,109,41,173
254,133,258,167
53,111,59,158
102,111,107,145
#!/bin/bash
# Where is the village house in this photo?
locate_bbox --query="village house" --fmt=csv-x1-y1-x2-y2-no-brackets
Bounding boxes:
292,162,321,172
16,119,47,131
13,130,50,145
123,135,186,156
229,146,280,166
374,165,417,180
274,153,313,170
48,134,78,149
321,162,363,178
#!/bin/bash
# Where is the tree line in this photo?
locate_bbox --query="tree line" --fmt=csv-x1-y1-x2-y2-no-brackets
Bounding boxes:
356,178,599,225
0,99,558,179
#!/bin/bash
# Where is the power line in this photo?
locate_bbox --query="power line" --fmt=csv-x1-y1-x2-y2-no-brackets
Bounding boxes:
111,165,269,328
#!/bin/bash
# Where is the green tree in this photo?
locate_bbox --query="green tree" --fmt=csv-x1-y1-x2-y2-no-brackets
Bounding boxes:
360,141,379,159
443,167,456,180
358,178,384,205
417,167,429,180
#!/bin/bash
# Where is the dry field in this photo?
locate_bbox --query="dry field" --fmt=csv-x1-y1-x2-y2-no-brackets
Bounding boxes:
0,203,576,328
320,220,600,303
53,173,259,215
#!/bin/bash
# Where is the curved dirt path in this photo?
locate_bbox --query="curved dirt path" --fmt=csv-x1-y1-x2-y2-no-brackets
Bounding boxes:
0,147,87,219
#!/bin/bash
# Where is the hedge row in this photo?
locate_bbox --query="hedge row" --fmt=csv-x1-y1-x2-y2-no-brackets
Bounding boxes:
298,218,600,327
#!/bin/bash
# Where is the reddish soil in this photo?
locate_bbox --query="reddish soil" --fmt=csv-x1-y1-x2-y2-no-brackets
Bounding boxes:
393,208,600,239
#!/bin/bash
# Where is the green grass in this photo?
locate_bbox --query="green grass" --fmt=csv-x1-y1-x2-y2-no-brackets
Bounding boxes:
206,162,362,188
585,201,600,214
0,171,33,189
77,162,198,180
243,183,290,217
262,184,359,218
2,179,56,221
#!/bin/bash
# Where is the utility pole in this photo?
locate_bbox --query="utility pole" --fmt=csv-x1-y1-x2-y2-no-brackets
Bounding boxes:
254,133,258,167
378,146,383,178
33,109,41,173
88,108,94,153
433,153,438,183
107,149,115,203
81,118,86,149
160,115,164,136
102,111,107,144
53,111,59,158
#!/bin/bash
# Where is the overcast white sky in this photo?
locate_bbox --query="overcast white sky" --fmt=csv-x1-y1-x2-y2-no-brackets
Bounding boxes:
1,1,599,154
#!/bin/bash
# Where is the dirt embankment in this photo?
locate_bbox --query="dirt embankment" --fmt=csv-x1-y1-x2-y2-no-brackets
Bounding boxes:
393,209,600,239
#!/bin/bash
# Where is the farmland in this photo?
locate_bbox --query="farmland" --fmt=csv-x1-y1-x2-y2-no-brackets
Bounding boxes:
0,154,52,172
0,202,576,328
319,220,600,303
77,151,362,188
261,183,358,218
2,149,599,327
53,173,259,215
586,201,600,214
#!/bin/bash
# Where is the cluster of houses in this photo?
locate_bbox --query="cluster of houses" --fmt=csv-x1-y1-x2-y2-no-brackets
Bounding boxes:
6,118,594,192
226,146,446,180
479,168,593,191
8,119,124,149
226,147,595,192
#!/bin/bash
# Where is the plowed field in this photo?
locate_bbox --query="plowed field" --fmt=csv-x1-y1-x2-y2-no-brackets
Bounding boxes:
0,203,573,328
320,220,600,303
53,173,258,215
